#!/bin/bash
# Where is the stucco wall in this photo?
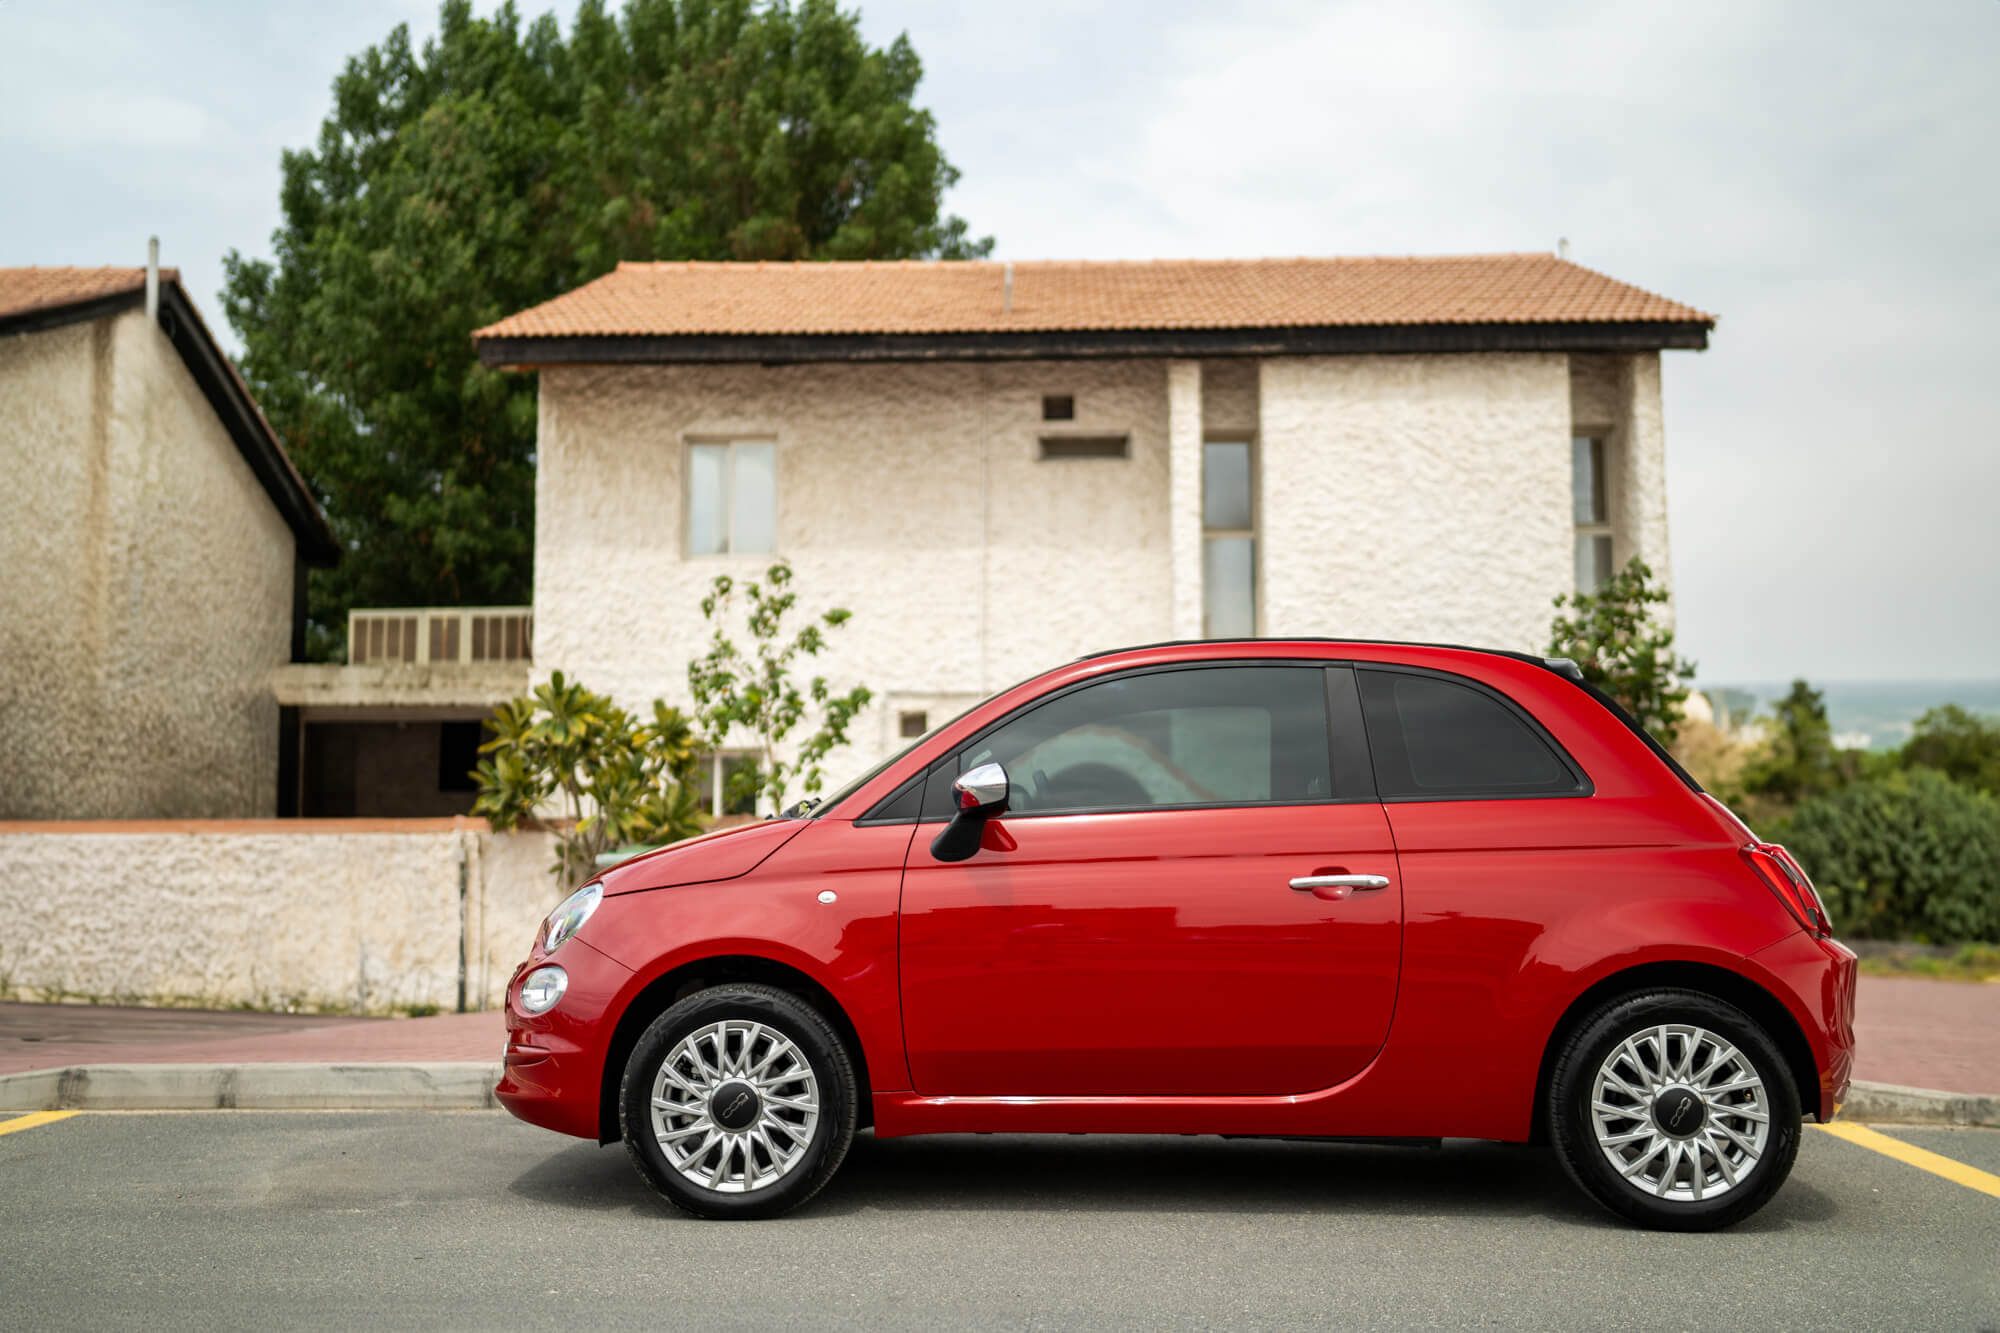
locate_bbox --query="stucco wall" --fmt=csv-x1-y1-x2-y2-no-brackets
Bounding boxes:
536,359,1174,776
535,349,1675,784
1258,352,1576,649
0,309,294,818
0,822,558,1012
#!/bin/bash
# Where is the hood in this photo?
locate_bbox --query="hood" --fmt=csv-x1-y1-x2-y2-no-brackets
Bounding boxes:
594,818,808,897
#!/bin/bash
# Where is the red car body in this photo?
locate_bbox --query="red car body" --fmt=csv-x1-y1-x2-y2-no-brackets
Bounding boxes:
497,641,1856,1154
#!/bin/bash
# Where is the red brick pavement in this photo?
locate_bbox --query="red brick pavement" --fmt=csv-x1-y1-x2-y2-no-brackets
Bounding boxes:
0,1003,503,1076
3,976,1995,1095
1849,974,2000,1096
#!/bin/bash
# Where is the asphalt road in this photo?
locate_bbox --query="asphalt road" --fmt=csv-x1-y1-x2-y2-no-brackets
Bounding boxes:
2,1111,1996,1330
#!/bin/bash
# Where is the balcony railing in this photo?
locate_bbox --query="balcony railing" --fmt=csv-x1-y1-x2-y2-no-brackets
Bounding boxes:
348,607,533,666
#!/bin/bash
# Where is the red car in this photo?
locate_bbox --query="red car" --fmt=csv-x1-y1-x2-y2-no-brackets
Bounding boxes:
497,640,1855,1230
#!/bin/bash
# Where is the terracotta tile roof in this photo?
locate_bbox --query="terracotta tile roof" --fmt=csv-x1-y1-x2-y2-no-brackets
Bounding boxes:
476,254,1714,341
0,266,179,322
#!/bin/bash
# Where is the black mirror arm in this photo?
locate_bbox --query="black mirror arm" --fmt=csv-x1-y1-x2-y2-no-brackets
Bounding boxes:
929,809,988,863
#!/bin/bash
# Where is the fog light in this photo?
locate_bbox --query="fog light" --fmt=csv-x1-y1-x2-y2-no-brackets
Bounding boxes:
518,965,568,1015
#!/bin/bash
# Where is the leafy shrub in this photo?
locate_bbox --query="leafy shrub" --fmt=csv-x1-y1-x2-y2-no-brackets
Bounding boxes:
1546,558,1695,746
474,672,706,890
1776,768,2000,943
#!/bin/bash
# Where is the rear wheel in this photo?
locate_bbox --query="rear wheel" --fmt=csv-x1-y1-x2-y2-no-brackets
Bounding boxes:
1548,989,1800,1231
619,984,857,1220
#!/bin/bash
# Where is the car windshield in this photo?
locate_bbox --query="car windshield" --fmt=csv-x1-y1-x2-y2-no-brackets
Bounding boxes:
805,700,984,819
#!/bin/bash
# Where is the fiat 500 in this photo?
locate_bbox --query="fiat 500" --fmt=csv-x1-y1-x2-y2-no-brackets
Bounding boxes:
497,640,1855,1230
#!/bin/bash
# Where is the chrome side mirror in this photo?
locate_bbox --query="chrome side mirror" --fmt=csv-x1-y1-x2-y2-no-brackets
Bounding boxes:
952,762,1009,815
930,762,1009,862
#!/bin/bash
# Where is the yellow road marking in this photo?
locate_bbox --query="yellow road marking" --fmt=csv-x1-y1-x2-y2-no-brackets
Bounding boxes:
0,1109,82,1137
1814,1122,2000,1199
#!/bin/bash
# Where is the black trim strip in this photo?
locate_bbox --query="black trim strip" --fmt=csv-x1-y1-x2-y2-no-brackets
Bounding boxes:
0,289,147,338
477,319,1711,368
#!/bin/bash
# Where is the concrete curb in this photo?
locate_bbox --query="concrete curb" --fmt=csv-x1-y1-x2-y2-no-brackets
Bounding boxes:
0,1063,502,1112
1845,1079,2000,1128
3,1065,1994,1127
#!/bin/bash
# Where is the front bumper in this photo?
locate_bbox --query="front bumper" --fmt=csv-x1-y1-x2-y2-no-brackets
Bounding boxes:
494,935,634,1141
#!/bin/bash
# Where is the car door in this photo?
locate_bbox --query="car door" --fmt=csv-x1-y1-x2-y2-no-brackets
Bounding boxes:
897,662,1402,1097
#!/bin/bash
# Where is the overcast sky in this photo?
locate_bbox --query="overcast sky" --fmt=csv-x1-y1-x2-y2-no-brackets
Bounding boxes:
4,0,1994,682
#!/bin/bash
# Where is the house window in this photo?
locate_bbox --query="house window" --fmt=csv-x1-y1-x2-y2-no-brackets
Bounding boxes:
899,710,929,738
1572,434,1613,594
1202,441,1256,637
1038,435,1128,460
688,441,776,555
703,751,761,817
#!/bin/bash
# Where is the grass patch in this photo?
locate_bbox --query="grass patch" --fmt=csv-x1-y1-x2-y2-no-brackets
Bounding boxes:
1853,942,2000,983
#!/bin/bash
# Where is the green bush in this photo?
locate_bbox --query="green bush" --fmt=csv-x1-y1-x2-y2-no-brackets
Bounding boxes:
1776,768,2000,943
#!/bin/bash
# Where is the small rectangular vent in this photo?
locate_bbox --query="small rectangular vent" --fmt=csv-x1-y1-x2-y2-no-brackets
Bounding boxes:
1042,394,1075,421
1038,435,1128,460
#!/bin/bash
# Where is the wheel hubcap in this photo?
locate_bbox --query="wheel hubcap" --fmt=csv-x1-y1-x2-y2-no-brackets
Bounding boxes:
650,1020,820,1194
1590,1023,1769,1202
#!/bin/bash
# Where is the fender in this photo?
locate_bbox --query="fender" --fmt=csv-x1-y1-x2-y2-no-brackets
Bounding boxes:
580,818,916,1099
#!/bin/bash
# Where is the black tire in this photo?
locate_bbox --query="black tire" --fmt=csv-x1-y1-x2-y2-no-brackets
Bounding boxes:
1547,988,1801,1231
619,983,858,1220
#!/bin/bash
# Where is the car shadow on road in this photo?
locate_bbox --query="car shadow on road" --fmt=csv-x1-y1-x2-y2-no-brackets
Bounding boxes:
508,1131,1837,1231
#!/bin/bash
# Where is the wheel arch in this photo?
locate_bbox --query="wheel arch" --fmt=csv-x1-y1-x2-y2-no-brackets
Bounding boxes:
1527,959,1820,1146
595,954,874,1145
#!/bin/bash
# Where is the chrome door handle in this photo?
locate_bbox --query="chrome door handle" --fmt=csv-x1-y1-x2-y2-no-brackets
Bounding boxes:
1289,874,1391,898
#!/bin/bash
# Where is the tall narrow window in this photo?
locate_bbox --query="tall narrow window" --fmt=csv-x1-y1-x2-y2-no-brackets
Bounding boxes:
1572,434,1613,594
688,441,777,555
1203,441,1256,637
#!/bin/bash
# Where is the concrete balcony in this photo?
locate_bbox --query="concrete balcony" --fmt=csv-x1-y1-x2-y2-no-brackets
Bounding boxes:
270,661,531,717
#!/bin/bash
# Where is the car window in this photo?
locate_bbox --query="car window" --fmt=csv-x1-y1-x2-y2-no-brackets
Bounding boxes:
1357,668,1584,800
959,666,1333,815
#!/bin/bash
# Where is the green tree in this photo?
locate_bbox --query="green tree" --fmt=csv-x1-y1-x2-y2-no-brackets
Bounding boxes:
687,560,871,814
224,0,991,658
473,672,706,889
1739,680,1856,806
1545,558,1696,745
1900,704,2000,795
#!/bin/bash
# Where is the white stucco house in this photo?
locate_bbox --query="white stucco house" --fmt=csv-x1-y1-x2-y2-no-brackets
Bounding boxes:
0,262,339,819
466,254,1713,801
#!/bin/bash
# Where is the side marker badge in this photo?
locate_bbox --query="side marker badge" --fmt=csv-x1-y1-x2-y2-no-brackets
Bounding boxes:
817,890,837,905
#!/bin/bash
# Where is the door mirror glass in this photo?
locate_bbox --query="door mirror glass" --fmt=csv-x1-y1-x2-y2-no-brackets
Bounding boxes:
952,762,1009,815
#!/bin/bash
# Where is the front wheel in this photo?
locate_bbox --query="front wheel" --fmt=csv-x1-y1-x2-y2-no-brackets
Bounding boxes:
619,984,858,1220
1547,989,1801,1231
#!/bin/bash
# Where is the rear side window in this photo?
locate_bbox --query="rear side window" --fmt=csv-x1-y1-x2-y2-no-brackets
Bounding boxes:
1358,668,1586,800
962,666,1333,815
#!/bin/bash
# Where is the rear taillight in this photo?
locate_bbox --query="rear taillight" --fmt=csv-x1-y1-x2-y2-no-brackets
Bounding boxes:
1742,842,1833,937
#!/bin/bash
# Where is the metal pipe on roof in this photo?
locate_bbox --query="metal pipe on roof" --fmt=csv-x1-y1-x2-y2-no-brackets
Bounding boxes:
145,236,159,321
1003,261,1013,315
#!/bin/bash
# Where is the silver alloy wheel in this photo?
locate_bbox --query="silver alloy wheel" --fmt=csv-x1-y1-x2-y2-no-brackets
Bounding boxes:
1589,1022,1770,1201
649,1019,821,1194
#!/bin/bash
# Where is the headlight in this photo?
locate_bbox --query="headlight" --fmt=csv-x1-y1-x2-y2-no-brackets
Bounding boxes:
518,965,567,1015
542,882,602,953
